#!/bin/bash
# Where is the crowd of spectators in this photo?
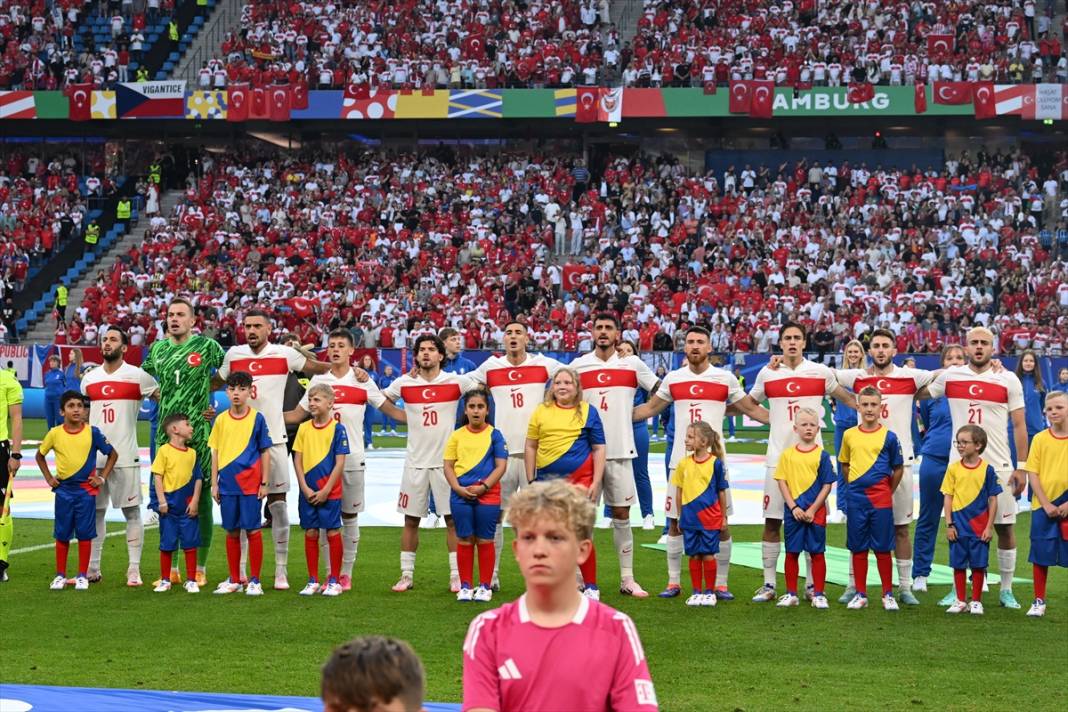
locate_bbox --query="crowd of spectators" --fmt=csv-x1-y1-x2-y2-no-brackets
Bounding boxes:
203,0,623,89
621,0,1068,88
48,141,1068,358
0,0,175,91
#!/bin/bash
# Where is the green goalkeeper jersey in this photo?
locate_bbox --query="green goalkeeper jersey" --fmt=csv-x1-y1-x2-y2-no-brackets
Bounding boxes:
143,334,224,448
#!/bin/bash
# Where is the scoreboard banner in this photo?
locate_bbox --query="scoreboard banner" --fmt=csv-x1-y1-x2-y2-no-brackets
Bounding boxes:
2,84,1064,121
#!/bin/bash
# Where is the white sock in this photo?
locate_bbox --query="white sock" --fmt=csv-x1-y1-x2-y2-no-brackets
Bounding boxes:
762,541,780,587
449,551,458,576
997,548,1016,592
401,550,416,576
715,538,731,588
666,534,684,586
492,523,504,581
122,506,142,571
612,518,634,580
803,551,813,585
90,509,107,572
239,530,248,577
848,556,855,588
268,501,289,569
341,518,359,577
897,558,913,592
319,528,329,568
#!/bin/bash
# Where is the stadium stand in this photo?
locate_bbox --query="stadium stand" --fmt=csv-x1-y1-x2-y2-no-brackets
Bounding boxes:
54,143,1068,355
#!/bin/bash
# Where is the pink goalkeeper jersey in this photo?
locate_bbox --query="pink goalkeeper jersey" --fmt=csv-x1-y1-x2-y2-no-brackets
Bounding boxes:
462,595,658,712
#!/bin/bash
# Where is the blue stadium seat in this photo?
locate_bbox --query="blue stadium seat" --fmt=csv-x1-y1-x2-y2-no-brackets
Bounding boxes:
168,52,180,63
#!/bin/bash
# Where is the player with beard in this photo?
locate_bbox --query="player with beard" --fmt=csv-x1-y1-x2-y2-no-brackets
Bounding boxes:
632,326,769,599
80,327,160,586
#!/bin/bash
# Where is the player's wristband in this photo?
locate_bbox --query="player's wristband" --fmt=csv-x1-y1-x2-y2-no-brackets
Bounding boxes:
946,523,956,528
9,452,21,460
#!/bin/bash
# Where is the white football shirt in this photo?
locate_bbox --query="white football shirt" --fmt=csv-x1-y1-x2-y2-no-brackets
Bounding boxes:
570,352,659,460
299,368,386,463
81,361,159,467
218,343,307,444
655,364,745,469
748,359,838,468
384,371,476,468
837,365,933,464
926,365,1024,470
471,353,564,455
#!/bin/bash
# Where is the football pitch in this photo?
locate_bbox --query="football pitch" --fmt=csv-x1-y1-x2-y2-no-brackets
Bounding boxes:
6,419,1066,710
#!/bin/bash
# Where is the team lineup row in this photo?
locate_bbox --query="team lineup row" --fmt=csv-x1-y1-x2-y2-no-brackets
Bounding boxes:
28,300,1068,617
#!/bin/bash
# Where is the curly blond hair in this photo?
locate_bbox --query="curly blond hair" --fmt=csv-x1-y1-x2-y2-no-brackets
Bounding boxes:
506,479,596,543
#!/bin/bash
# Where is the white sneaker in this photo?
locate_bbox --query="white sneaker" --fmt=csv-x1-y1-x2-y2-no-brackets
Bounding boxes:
473,585,493,602
183,580,200,593
846,594,869,610
701,592,717,607
642,515,655,530
776,593,800,607
273,571,289,591
946,600,968,614
656,534,668,545
685,593,703,606
811,594,829,609
245,581,263,596
456,586,474,602
829,509,847,524
620,578,649,598
596,517,612,530
882,593,900,611
912,576,928,593
299,581,321,596
1026,599,1047,617
143,510,159,526
420,515,437,530
391,575,414,592
126,569,143,587
213,579,243,595
751,584,777,602
74,575,89,591
321,581,342,597
49,575,67,590
153,580,171,593
968,600,984,615
582,585,601,601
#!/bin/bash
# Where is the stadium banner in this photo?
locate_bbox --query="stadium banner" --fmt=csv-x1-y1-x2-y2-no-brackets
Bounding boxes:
116,80,186,118
0,343,31,381
0,683,460,712
4,85,1066,120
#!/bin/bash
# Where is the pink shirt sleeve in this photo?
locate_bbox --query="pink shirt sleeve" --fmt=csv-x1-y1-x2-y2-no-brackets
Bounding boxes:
462,611,502,712
609,612,660,711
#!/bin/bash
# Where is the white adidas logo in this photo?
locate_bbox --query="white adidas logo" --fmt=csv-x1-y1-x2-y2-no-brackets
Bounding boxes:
498,658,522,680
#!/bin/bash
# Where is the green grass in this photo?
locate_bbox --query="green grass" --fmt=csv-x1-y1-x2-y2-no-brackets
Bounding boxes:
4,515,1064,710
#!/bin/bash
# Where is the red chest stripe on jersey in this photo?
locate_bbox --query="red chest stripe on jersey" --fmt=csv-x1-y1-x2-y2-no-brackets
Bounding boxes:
486,366,550,388
85,381,143,401
669,381,729,402
579,369,639,389
763,377,826,398
945,380,1008,403
401,383,463,404
230,357,290,377
331,385,368,405
853,377,917,396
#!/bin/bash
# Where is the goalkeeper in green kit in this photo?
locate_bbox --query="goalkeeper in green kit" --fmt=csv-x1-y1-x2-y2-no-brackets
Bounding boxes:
143,297,224,586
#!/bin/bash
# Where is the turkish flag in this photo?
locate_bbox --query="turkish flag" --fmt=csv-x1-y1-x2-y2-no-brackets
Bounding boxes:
847,82,874,103
269,84,291,121
291,79,309,110
562,264,586,291
576,87,598,122
703,80,716,94
728,79,751,113
914,83,927,113
926,34,955,56
251,87,268,118
933,81,973,104
285,296,318,318
748,80,774,118
464,34,485,59
227,83,250,121
67,83,92,121
347,83,370,100
973,81,996,119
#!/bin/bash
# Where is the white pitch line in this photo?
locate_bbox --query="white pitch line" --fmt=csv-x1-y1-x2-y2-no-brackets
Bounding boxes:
9,523,159,556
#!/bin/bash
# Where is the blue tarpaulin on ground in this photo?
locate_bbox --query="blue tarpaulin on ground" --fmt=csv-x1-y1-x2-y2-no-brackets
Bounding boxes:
0,684,461,712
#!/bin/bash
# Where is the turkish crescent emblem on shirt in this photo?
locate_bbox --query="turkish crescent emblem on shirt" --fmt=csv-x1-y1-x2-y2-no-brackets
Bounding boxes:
248,360,263,374
876,379,890,392
968,383,982,397
785,380,800,393
596,372,610,384
689,384,702,396
101,384,115,397
507,370,521,382
186,352,202,367
422,388,435,399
